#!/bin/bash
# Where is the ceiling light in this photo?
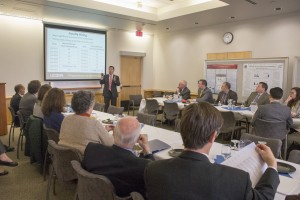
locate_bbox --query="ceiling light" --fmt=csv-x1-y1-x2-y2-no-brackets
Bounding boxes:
166,27,169,30
229,16,235,19
195,22,199,24
274,7,281,11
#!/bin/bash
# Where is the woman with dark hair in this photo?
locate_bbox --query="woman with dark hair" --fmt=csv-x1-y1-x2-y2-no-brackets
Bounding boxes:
33,84,52,118
58,90,113,154
285,87,300,118
42,88,66,133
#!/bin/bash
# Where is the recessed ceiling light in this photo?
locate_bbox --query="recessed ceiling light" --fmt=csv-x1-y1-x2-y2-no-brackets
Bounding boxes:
274,7,282,11
229,16,235,19
195,22,199,25
166,27,169,30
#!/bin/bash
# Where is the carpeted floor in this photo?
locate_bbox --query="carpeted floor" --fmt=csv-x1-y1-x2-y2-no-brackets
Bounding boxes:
0,127,76,200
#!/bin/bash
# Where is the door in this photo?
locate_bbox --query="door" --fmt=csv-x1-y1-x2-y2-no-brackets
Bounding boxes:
120,56,142,100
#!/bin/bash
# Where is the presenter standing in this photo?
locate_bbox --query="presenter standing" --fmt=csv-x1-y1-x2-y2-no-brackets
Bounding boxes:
100,66,121,112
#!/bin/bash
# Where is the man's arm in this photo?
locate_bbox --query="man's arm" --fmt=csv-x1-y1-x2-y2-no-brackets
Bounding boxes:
196,90,212,103
138,134,155,160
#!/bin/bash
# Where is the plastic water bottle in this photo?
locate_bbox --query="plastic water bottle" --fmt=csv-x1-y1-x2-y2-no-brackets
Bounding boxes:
250,101,258,113
218,101,222,106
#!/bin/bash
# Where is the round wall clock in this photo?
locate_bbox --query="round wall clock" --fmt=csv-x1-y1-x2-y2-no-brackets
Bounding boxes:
223,32,234,44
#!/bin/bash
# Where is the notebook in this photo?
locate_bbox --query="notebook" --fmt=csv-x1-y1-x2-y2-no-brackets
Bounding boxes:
148,139,171,154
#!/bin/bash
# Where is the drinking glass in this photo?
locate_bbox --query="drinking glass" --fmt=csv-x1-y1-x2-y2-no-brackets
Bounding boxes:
231,140,240,150
221,144,231,160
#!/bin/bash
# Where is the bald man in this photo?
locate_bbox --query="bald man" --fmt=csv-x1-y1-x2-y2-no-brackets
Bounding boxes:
177,80,191,100
83,117,154,198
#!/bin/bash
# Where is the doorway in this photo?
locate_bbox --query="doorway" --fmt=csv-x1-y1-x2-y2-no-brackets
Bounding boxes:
120,56,142,101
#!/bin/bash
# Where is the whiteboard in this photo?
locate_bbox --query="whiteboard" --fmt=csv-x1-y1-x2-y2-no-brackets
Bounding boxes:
205,57,289,101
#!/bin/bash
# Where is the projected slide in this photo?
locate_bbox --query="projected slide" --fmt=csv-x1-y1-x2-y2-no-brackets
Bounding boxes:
44,24,106,80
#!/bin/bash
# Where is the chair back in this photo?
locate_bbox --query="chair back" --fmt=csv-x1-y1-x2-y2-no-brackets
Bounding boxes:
17,110,26,130
93,102,105,112
129,95,142,107
253,118,288,140
152,91,163,97
219,111,237,133
71,160,145,200
8,106,17,124
107,106,124,115
288,150,300,164
163,102,179,121
175,119,181,133
137,112,156,126
43,124,59,143
48,140,82,182
163,92,174,96
240,133,282,158
145,99,159,115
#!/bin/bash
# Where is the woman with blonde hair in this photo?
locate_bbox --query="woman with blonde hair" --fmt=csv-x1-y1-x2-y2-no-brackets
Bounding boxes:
42,88,66,133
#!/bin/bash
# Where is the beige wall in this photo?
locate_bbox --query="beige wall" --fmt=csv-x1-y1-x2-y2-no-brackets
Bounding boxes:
152,12,300,96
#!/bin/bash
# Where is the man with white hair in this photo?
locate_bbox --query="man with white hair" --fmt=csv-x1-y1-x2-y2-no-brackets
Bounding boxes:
177,80,191,100
83,116,154,198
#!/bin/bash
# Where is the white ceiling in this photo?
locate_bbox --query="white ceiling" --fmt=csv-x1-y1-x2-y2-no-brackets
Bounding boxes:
0,0,300,34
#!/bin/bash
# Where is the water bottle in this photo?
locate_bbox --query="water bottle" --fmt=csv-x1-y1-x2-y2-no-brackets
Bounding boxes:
228,99,233,110
218,101,222,106
250,101,258,113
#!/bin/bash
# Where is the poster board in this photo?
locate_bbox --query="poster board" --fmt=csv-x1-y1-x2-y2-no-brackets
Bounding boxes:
205,58,289,100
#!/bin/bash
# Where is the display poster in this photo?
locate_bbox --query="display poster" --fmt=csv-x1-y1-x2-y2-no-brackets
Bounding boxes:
206,64,238,94
242,63,283,97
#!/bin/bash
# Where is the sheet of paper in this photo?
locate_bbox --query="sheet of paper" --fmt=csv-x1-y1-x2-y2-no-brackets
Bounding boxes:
277,175,300,195
222,143,267,187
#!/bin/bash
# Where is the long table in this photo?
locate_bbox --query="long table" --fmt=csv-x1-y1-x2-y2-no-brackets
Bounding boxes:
92,110,300,199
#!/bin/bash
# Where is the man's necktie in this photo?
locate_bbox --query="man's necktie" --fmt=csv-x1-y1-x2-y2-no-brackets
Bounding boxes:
109,75,112,91
221,93,227,104
254,94,260,102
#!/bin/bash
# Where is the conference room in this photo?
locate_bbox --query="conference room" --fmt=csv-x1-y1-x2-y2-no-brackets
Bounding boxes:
1,0,300,199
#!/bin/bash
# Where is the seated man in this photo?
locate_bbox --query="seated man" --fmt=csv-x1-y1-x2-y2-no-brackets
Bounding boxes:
177,80,190,100
10,84,25,127
216,82,237,105
196,79,214,103
245,82,270,107
252,87,293,128
145,102,279,200
83,116,154,198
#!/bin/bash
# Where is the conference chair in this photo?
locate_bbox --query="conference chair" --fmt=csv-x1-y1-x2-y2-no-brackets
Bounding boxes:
107,106,124,115
240,133,282,158
43,125,60,181
174,119,181,133
152,91,163,97
253,118,289,159
145,99,163,126
137,112,156,126
8,106,20,146
219,111,246,141
128,95,142,116
163,102,180,126
93,102,105,112
16,110,26,159
46,140,82,200
288,150,300,164
71,160,145,200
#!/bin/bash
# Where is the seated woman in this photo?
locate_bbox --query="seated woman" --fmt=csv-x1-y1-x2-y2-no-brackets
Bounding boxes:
0,140,18,176
58,90,114,154
33,84,52,118
284,87,300,118
42,88,66,133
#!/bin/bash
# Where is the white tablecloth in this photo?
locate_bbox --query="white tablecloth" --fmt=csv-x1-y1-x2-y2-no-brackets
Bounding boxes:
91,110,300,198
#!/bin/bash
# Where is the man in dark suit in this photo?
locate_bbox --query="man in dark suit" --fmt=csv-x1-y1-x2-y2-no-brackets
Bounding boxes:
245,82,270,107
252,87,293,128
216,82,238,105
83,116,154,198
100,66,121,112
177,80,190,100
196,79,214,103
145,102,279,200
10,84,25,126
